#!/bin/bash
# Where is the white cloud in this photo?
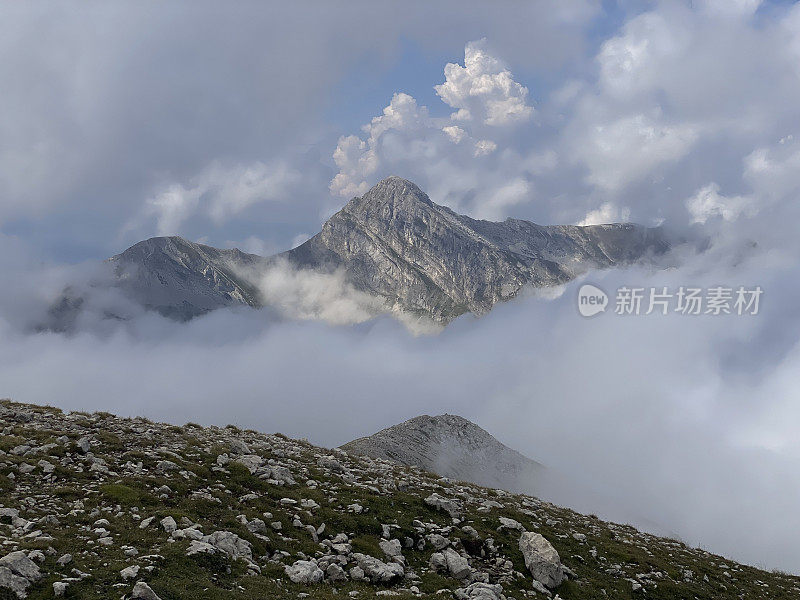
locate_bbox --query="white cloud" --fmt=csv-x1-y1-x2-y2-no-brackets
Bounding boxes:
686,183,754,224
330,93,429,198
473,139,497,157
253,260,384,326
574,113,698,192
578,202,631,226
442,125,466,143
135,161,301,236
435,38,533,126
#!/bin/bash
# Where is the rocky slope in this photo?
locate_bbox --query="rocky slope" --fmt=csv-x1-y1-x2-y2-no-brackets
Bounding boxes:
109,236,270,321
342,415,544,493
59,177,669,326
283,177,668,322
1,399,798,600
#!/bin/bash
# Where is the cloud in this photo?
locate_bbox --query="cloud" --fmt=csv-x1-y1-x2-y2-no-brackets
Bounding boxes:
250,260,385,326
328,42,545,220
686,183,754,224
132,160,302,236
578,202,631,226
434,38,534,126
571,113,699,193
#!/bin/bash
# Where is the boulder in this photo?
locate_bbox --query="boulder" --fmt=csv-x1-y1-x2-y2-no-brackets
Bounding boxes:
425,493,463,517
456,582,505,600
131,581,163,600
379,538,404,563
351,553,404,583
284,560,323,584
0,552,41,582
518,532,565,589
443,548,471,579
203,531,253,561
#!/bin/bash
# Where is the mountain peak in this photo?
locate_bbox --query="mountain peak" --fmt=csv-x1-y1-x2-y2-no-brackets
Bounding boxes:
341,413,543,491
345,176,434,216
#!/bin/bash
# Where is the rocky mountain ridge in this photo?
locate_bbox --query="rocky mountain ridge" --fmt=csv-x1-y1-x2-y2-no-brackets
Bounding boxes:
283,177,668,322
342,415,544,493
1,399,798,600
65,177,669,326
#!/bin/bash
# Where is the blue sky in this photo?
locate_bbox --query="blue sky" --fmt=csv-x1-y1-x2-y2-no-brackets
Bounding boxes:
2,0,797,263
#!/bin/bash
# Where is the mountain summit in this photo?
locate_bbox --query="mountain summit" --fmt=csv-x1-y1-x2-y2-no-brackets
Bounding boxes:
282,176,668,322
56,177,669,326
342,414,544,492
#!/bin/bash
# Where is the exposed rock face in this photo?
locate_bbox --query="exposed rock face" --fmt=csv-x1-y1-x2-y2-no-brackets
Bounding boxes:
109,236,268,321
342,414,543,492
283,176,669,322
518,531,565,589
51,177,669,328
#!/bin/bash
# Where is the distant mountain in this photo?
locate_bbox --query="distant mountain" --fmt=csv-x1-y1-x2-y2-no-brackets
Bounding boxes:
53,176,670,326
282,176,669,322
109,236,268,320
342,414,544,492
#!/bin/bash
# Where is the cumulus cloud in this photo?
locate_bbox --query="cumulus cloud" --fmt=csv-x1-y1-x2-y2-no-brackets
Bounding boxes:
434,38,534,126
132,160,301,236
329,41,543,220
578,202,631,226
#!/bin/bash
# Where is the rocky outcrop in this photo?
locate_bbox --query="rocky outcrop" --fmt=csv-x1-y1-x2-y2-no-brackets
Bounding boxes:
343,414,544,492
284,176,669,322
518,531,565,589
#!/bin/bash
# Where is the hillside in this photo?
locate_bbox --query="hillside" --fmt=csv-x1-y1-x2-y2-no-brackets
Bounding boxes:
342,415,544,493
1,400,796,600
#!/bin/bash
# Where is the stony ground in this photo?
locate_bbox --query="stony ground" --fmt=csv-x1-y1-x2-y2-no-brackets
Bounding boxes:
0,400,798,600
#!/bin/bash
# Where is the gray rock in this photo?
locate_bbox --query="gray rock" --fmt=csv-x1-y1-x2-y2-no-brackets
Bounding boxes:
0,551,41,582
0,566,31,598
159,516,176,534
285,560,323,584
379,538,404,563
325,563,347,582
443,548,471,579
76,437,91,453
456,582,505,600
518,532,565,589
131,581,163,600
186,541,217,556
120,565,140,580
202,531,252,561
424,493,463,517
351,553,404,583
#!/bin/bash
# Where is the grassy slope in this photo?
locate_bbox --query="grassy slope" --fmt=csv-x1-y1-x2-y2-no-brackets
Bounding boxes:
0,400,798,600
